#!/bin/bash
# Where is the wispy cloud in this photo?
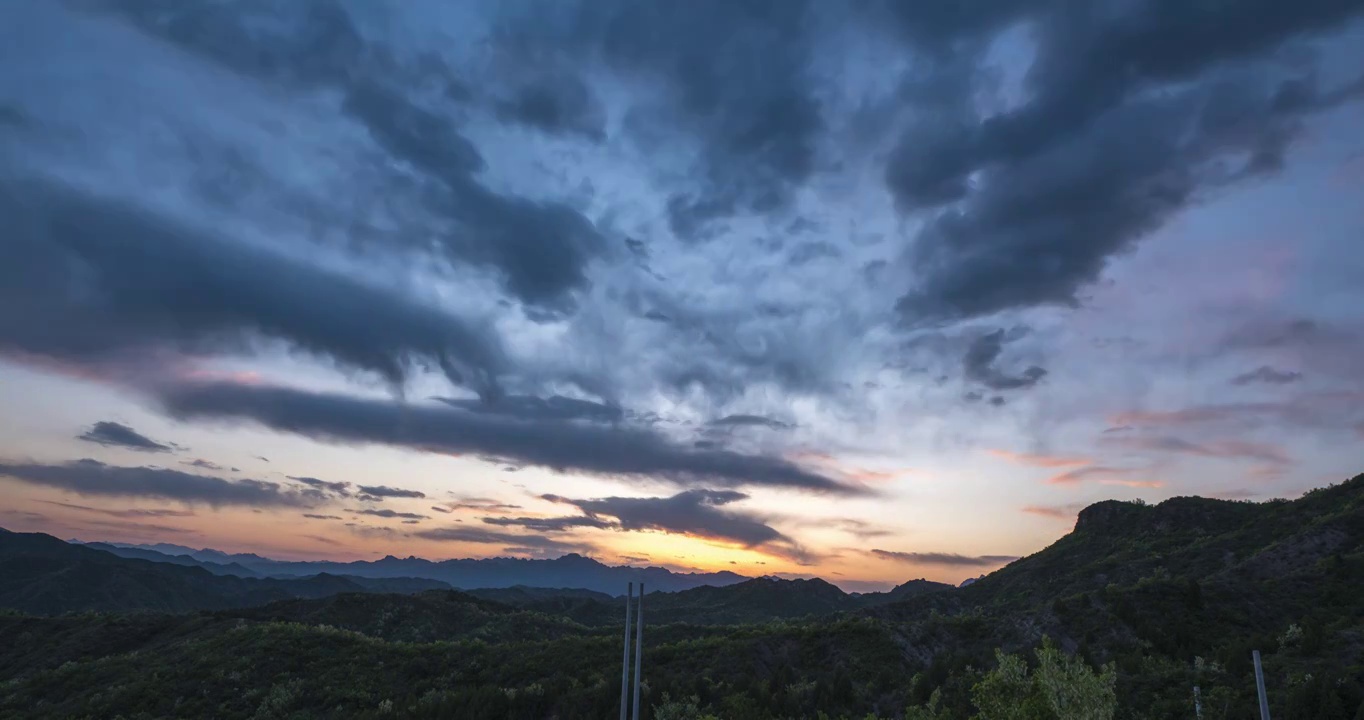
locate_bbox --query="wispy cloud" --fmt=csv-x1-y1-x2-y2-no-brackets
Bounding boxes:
289,476,352,497
1102,435,1290,465
77,421,174,453
352,508,427,520
543,489,817,564
356,484,426,499
1047,465,1162,488
987,449,1090,468
0,458,322,507
37,500,196,519
1230,365,1302,386
482,515,614,532
1021,503,1087,521
438,497,524,514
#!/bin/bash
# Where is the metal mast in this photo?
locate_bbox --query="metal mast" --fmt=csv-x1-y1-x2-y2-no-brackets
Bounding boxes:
619,582,633,720
631,582,644,720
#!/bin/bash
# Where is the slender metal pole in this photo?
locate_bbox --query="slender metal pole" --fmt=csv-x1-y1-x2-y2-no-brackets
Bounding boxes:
631,582,644,720
1253,650,1271,720
619,582,632,720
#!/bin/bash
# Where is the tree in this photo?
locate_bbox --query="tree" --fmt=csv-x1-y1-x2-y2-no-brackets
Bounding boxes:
652,693,719,720
970,640,1117,720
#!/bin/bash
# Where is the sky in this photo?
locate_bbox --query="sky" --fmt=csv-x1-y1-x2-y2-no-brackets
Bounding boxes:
1,0,1362,591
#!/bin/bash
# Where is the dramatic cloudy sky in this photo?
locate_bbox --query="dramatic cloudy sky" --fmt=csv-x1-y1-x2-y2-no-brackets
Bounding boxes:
2,0,1362,589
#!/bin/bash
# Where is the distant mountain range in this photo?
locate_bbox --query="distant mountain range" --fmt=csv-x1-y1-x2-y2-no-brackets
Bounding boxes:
77,539,756,594
5,529,951,621
0,530,450,615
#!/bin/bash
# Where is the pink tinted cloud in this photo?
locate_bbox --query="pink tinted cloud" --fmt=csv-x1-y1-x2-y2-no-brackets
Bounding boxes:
1047,465,1162,488
1021,502,1088,521
987,449,1091,468
1102,435,1290,465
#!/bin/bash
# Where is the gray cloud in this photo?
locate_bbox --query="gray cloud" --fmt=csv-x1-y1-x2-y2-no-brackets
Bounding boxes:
352,508,427,520
495,74,606,141
303,513,343,521
106,0,606,313
1230,365,1304,386
709,414,793,431
963,330,1046,391
438,395,624,424
543,488,813,562
891,0,1364,322
869,549,1019,567
342,81,606,311
481,515,614,533
76,421,173,453
501,0,824,240
0,458,319,507
159,381,863,495
439,497,524,513
288,476,353,497
183,459,224,471
0,178,505,395
355,485,426,499
1102,435,1290,465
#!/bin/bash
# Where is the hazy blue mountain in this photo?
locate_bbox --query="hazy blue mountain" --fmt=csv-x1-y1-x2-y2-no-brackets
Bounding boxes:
91,542,752,594
0,531,449,614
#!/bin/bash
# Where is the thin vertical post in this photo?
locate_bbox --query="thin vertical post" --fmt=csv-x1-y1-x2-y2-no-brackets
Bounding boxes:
1193,685,1202,720
1253,650,1271,720
632,582,644,720
619,582,633,720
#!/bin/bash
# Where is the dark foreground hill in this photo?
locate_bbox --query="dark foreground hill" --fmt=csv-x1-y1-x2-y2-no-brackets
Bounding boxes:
466,576,955,626
1,474,1361,719
0,531,448,614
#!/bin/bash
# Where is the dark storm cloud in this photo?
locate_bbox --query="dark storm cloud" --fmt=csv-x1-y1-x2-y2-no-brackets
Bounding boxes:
503,0,824,240
495,74,606,141
159,382,863,495
412,526,595,556
870,549,1019,567
108,0,606,312
0,458,318,507
709,414,793,431
481,515,614,533
0,179,505,394
1231,365,1304,386
288,476,353,497
342,81,606,311
76,421,174,453
891,1,1364,322
963,330,1046,391
352,508,427,520
355,485,426,500
543,489,812,561
438,395,624,423
106,0,369,88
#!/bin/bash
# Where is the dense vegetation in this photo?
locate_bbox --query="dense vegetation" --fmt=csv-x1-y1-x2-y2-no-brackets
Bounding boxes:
1,473,1361,718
